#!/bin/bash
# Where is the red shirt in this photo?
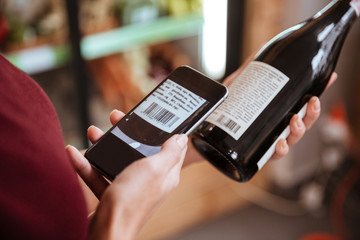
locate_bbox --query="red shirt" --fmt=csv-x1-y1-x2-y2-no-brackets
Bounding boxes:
0,55,88,239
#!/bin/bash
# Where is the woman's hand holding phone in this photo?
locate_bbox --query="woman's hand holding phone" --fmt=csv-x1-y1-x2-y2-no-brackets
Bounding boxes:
66,110,188,240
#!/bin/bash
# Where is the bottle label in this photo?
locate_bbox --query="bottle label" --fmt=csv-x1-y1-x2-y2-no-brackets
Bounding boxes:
350,0,360,17
133,79,207,133
206,61,289,140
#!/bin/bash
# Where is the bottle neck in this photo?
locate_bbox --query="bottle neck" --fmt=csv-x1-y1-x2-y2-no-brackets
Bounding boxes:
315,0,357,21
312,0,357,39
254,0,357,61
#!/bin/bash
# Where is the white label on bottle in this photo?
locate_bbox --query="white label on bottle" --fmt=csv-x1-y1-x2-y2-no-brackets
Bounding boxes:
206,61,289,140
133,79,207,133
257,103,308,170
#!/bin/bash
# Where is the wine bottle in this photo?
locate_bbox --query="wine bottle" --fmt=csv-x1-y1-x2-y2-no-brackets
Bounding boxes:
192,0,360,182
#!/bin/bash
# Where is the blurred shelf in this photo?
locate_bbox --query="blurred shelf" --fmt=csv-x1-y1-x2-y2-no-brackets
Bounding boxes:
82,13,203,59
4,14,203,75
4,44,70,75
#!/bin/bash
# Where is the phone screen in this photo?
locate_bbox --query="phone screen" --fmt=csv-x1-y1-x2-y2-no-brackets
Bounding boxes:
85,66,227,180
114,79,208,155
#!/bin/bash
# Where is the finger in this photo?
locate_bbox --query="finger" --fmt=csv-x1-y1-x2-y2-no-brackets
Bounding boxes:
303,96,321,130
160,136,188,193
66,145,109,199
287,114,306,146
162,158,183,193
169,140,188,174
183,140,205,167
87,110,125,144
270,139,289,161
148,134,188,171
326,72,337,89
162,134,188,166
87,125,104,144
110,109,125,126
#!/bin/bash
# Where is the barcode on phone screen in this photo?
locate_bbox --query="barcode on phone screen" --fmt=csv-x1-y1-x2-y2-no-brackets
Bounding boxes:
143,102,180,127
216,114,241,134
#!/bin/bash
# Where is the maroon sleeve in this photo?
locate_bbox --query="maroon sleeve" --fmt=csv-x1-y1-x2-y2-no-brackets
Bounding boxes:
0,55,88,239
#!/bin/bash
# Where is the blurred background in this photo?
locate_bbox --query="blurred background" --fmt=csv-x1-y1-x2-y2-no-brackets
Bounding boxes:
1,0,360,239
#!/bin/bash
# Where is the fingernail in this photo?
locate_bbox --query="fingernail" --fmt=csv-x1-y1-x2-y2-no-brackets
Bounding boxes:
280,139,287,150
65,144,74,152
176,134,188,148
311,97,320,112
110,109,119,114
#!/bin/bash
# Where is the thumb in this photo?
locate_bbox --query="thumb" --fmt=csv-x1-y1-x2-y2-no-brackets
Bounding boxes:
149,134,188,169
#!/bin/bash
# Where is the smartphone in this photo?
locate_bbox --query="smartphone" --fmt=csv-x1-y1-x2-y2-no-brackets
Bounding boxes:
85,66,228,180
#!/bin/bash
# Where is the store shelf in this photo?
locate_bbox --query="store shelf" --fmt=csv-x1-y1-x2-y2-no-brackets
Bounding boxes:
82,13,203,59
4,44,70,75
4,14,203,75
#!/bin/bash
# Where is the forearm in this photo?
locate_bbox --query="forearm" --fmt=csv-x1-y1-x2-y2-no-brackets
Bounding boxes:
88,195,138,240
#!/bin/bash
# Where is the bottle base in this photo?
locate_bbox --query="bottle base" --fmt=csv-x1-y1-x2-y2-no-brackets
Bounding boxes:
191,136,246,182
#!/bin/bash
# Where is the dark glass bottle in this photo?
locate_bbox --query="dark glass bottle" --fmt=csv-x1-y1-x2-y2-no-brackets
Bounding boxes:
192,0,359,182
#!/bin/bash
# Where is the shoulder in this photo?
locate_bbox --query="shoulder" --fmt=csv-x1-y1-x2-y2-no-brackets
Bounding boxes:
0,54,88,239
